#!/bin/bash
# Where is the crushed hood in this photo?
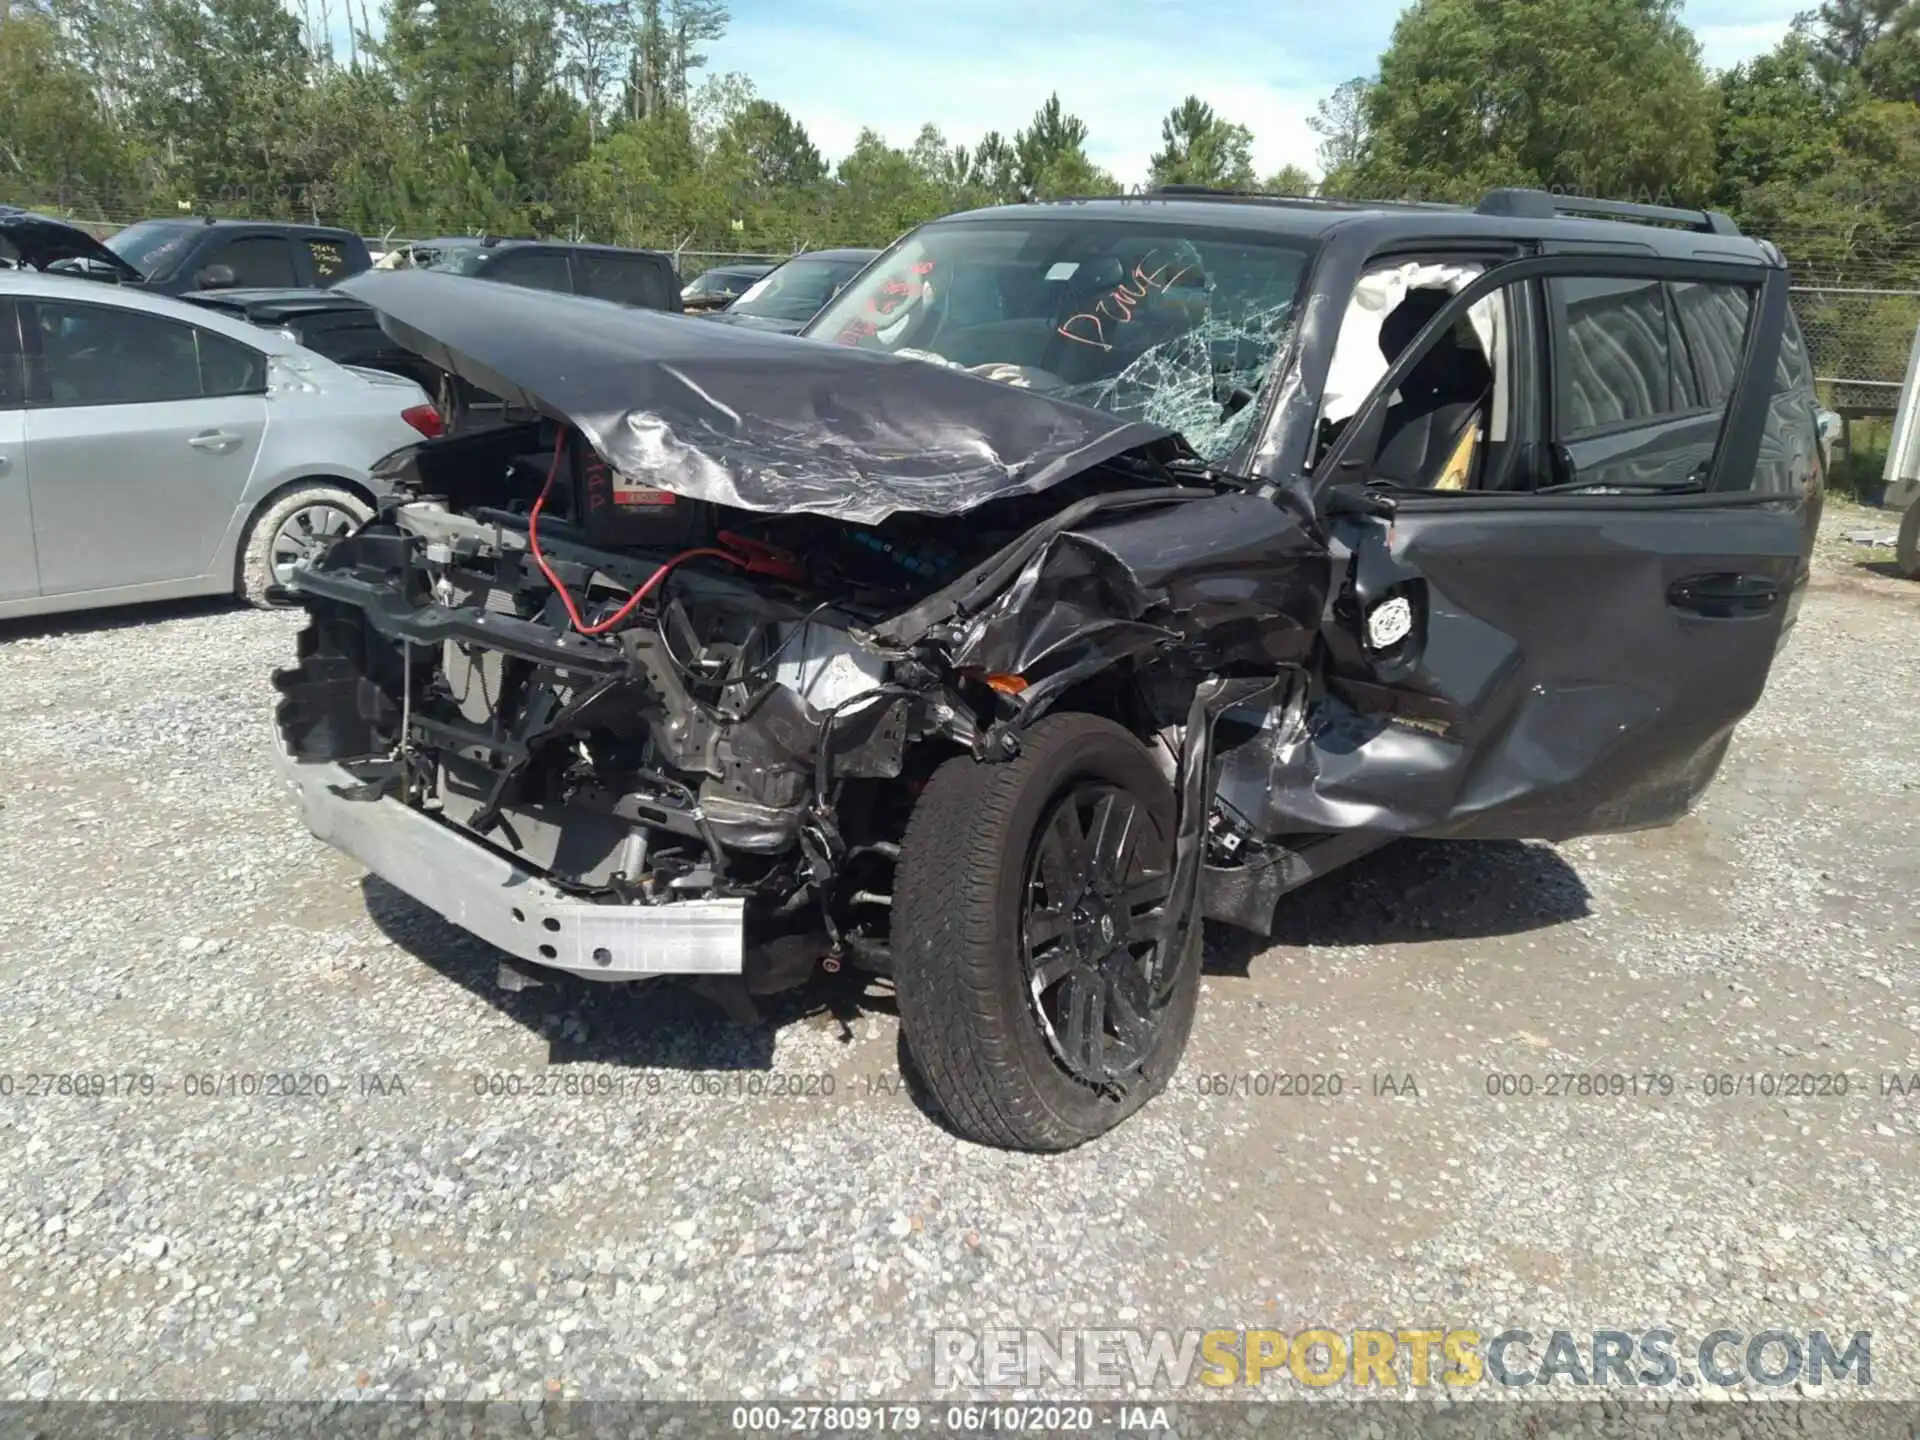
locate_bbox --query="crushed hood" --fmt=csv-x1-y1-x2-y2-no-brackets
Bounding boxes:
335,268,1180,524
0,212,144,280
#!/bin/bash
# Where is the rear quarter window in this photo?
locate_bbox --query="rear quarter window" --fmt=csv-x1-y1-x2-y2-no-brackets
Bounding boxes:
305,238,353,282
197,328,266,397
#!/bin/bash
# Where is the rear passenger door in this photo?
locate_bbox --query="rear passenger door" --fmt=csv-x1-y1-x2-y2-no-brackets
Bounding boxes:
1287,252,1808,842
0,301,35,601
22,299,270,595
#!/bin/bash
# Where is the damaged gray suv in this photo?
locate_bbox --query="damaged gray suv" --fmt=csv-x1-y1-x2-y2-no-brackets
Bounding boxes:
272,187,1825,1151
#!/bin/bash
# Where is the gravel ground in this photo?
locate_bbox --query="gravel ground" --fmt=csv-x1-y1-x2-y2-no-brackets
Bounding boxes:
0,499,1915,1412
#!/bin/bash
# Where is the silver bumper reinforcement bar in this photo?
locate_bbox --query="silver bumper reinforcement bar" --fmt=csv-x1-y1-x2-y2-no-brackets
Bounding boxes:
276,753,744,981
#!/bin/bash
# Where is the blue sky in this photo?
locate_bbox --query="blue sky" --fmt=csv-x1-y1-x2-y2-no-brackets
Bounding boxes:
704,0,1801,182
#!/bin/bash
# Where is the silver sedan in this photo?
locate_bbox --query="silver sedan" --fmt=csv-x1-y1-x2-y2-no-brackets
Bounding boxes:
0,271,437,621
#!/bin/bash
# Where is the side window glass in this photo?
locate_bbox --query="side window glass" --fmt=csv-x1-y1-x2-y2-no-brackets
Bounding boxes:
1551,276,1695,433
1551,274,1762,494
578,255,672,309
208,236,298,288
491,250,572,293
0,303,22,408
1317,261,1524,491
197,328,266,397
304,238,350,283
1671,281,1754,408
30,301,201,406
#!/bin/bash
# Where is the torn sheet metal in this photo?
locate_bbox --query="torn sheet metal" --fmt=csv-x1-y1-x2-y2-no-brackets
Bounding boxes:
336,269,1181,525
946,490,1329,706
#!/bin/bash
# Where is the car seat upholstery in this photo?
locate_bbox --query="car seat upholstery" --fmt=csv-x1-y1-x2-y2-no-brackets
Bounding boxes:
1372,287,1493,488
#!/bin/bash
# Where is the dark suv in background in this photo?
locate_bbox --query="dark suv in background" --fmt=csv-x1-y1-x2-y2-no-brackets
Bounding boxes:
92,218,372,293
192,236,683,418
1,210,372,292
398,236,681,310
679,261,775,312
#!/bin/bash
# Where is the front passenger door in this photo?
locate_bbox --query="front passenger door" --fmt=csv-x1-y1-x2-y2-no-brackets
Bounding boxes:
1277,253,1806,842
23,299,269,595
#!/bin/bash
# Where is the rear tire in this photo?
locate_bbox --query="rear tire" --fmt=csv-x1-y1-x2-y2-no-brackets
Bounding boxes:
239,484,371,607
892,713,1202,1151
1897,499,1920,580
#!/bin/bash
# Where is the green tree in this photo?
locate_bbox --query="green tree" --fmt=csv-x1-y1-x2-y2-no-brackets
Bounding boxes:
557,0,629,142
1148,95,1256,188
1860,22,1920,101
1711,36,1841,221
1309,76,1371,194
969,130,1022,204
834,127,940,242
626,0,726,121
1012,93,1112,198
375,0,588,207
1261,163,1315,195
1349,0,1718,204
1807,0,1911,83
0,10,137,196
43,0,161,127
719,97,825,193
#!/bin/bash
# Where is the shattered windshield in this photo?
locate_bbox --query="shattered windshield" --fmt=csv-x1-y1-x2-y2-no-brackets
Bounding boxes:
805,216,1312,461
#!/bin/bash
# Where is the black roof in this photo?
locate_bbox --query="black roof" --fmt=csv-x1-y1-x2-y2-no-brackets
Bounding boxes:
932,187,1780,266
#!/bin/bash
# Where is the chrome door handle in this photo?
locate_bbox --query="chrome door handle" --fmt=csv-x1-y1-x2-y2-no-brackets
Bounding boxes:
0,454,10,472
188,430,242,453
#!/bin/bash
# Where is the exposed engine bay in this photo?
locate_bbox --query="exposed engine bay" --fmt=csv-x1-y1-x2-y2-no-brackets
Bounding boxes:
274,395,1328,997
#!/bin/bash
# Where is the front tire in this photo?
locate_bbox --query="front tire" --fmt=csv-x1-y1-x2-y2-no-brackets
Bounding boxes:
893,713,1202,1151
239,484,372,608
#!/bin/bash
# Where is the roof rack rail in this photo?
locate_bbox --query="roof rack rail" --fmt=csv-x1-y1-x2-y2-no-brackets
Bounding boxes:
1143,183,1460,213
1476,187,1741,237
1151,184,1251,197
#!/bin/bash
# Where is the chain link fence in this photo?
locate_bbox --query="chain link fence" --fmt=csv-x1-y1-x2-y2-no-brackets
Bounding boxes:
1789,284,1920,416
